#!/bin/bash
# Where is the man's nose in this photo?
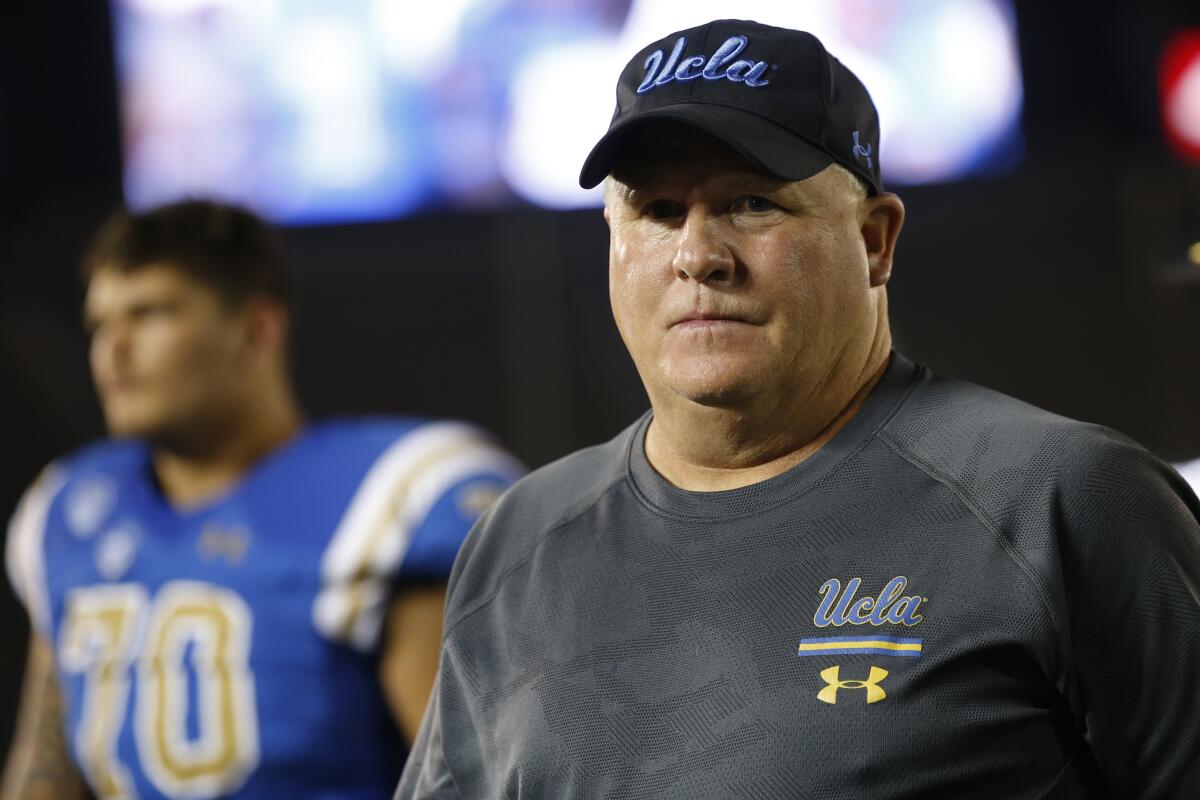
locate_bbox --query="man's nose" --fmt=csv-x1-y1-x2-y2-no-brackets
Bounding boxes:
671,211,735,284
92,320,133,368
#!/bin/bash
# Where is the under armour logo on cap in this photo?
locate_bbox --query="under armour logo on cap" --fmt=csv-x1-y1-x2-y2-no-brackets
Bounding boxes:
852,130,873,170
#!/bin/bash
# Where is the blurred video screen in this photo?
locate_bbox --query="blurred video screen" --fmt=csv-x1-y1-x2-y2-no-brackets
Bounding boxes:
112,0,1024,223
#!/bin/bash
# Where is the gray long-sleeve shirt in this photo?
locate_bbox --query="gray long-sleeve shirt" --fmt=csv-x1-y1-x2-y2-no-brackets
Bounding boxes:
397,354,1200,799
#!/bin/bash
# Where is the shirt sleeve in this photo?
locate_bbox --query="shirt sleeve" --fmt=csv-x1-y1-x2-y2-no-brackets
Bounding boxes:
313,422,524,652
393,674,464,800
5,466,65,638
1059,437,1200,797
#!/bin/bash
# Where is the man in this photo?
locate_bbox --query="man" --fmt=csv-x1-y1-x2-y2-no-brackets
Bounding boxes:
397,20,1200,799
2,200,523,799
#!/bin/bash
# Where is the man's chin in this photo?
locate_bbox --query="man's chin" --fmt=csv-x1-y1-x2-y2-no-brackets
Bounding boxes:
102,409,164,441
105,422,154,440
661,372,758,408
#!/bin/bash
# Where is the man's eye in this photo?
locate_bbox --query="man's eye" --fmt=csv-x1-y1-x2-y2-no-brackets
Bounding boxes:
131,303,175,320
736,196,776,213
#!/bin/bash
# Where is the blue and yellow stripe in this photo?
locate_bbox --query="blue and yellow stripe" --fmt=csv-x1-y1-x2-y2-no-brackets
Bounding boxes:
797,635,922,658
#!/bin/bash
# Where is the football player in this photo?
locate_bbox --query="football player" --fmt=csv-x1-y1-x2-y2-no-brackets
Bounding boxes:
2,199,523,799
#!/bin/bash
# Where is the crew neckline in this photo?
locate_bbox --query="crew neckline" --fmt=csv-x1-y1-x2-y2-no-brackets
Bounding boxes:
625,352,920,519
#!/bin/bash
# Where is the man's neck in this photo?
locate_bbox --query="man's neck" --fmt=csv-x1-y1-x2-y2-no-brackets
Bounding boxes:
151,391,304,508
645,347,891,492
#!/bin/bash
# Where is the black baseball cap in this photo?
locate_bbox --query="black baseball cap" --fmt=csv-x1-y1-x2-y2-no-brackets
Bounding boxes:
579,19,882,194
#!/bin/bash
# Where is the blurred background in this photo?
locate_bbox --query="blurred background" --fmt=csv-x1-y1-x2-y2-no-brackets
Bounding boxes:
2,0,1199,757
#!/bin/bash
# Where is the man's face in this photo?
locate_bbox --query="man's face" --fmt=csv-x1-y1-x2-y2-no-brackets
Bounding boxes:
606,133,886,411
85,263,249,443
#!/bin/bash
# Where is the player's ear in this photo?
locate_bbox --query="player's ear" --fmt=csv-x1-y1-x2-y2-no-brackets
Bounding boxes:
241,295,289,361
861,192,904,288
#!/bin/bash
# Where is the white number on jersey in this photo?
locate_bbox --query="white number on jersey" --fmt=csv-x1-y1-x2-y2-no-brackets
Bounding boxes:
58,581,260,799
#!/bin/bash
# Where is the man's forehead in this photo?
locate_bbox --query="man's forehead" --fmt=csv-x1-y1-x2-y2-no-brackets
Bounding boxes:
609,159,813,208
85,263,199,308
90,262,159,289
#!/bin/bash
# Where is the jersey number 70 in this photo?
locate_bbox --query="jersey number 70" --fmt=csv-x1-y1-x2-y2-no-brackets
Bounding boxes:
58,580,259,799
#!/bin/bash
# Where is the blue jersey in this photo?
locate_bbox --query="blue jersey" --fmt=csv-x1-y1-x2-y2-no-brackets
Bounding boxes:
5,418,523,800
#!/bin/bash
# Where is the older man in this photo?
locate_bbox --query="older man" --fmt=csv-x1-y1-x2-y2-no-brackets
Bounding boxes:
397,20,1200,799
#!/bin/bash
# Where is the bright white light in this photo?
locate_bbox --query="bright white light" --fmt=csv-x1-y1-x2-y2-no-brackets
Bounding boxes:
880,0,1021,183
371,0,479,80
272,17,389,189
275,19,376,105
1167,59,1200,148
937,1,1022,118
618,0,829,50
500,41,615,208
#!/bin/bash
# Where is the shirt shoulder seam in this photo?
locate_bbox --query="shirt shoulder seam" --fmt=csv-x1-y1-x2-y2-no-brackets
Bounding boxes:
441,471,630,641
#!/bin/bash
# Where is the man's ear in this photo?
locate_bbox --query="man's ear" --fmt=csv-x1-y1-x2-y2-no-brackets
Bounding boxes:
241,296,289,362
861,192,905,288
603,177,615,228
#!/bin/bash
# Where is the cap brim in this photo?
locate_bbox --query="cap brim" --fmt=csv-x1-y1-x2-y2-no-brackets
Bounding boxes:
578,104,835,189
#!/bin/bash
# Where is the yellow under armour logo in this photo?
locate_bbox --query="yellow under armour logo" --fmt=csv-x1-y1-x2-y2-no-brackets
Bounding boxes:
817,666,889,704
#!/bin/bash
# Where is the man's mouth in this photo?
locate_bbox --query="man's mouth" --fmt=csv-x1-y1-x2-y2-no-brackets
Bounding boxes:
670,311,754,329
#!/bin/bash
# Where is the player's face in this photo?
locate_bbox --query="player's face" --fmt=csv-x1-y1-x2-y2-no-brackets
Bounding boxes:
606,136,881,410
85,264,249,443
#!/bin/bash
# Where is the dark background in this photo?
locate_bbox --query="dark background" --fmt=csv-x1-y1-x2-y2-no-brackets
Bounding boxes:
2,0,1199,763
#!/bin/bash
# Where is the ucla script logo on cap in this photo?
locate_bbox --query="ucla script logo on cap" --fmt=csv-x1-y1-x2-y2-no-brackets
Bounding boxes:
637,34,774,94
797,576,926,658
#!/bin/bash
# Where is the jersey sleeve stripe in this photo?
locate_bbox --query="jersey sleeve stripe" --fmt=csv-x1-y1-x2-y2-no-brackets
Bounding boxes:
314,423,519,650
5,467,66,637
372,446,523,574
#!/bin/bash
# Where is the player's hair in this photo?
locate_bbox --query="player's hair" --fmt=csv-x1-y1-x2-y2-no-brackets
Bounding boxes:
82,199,291,308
